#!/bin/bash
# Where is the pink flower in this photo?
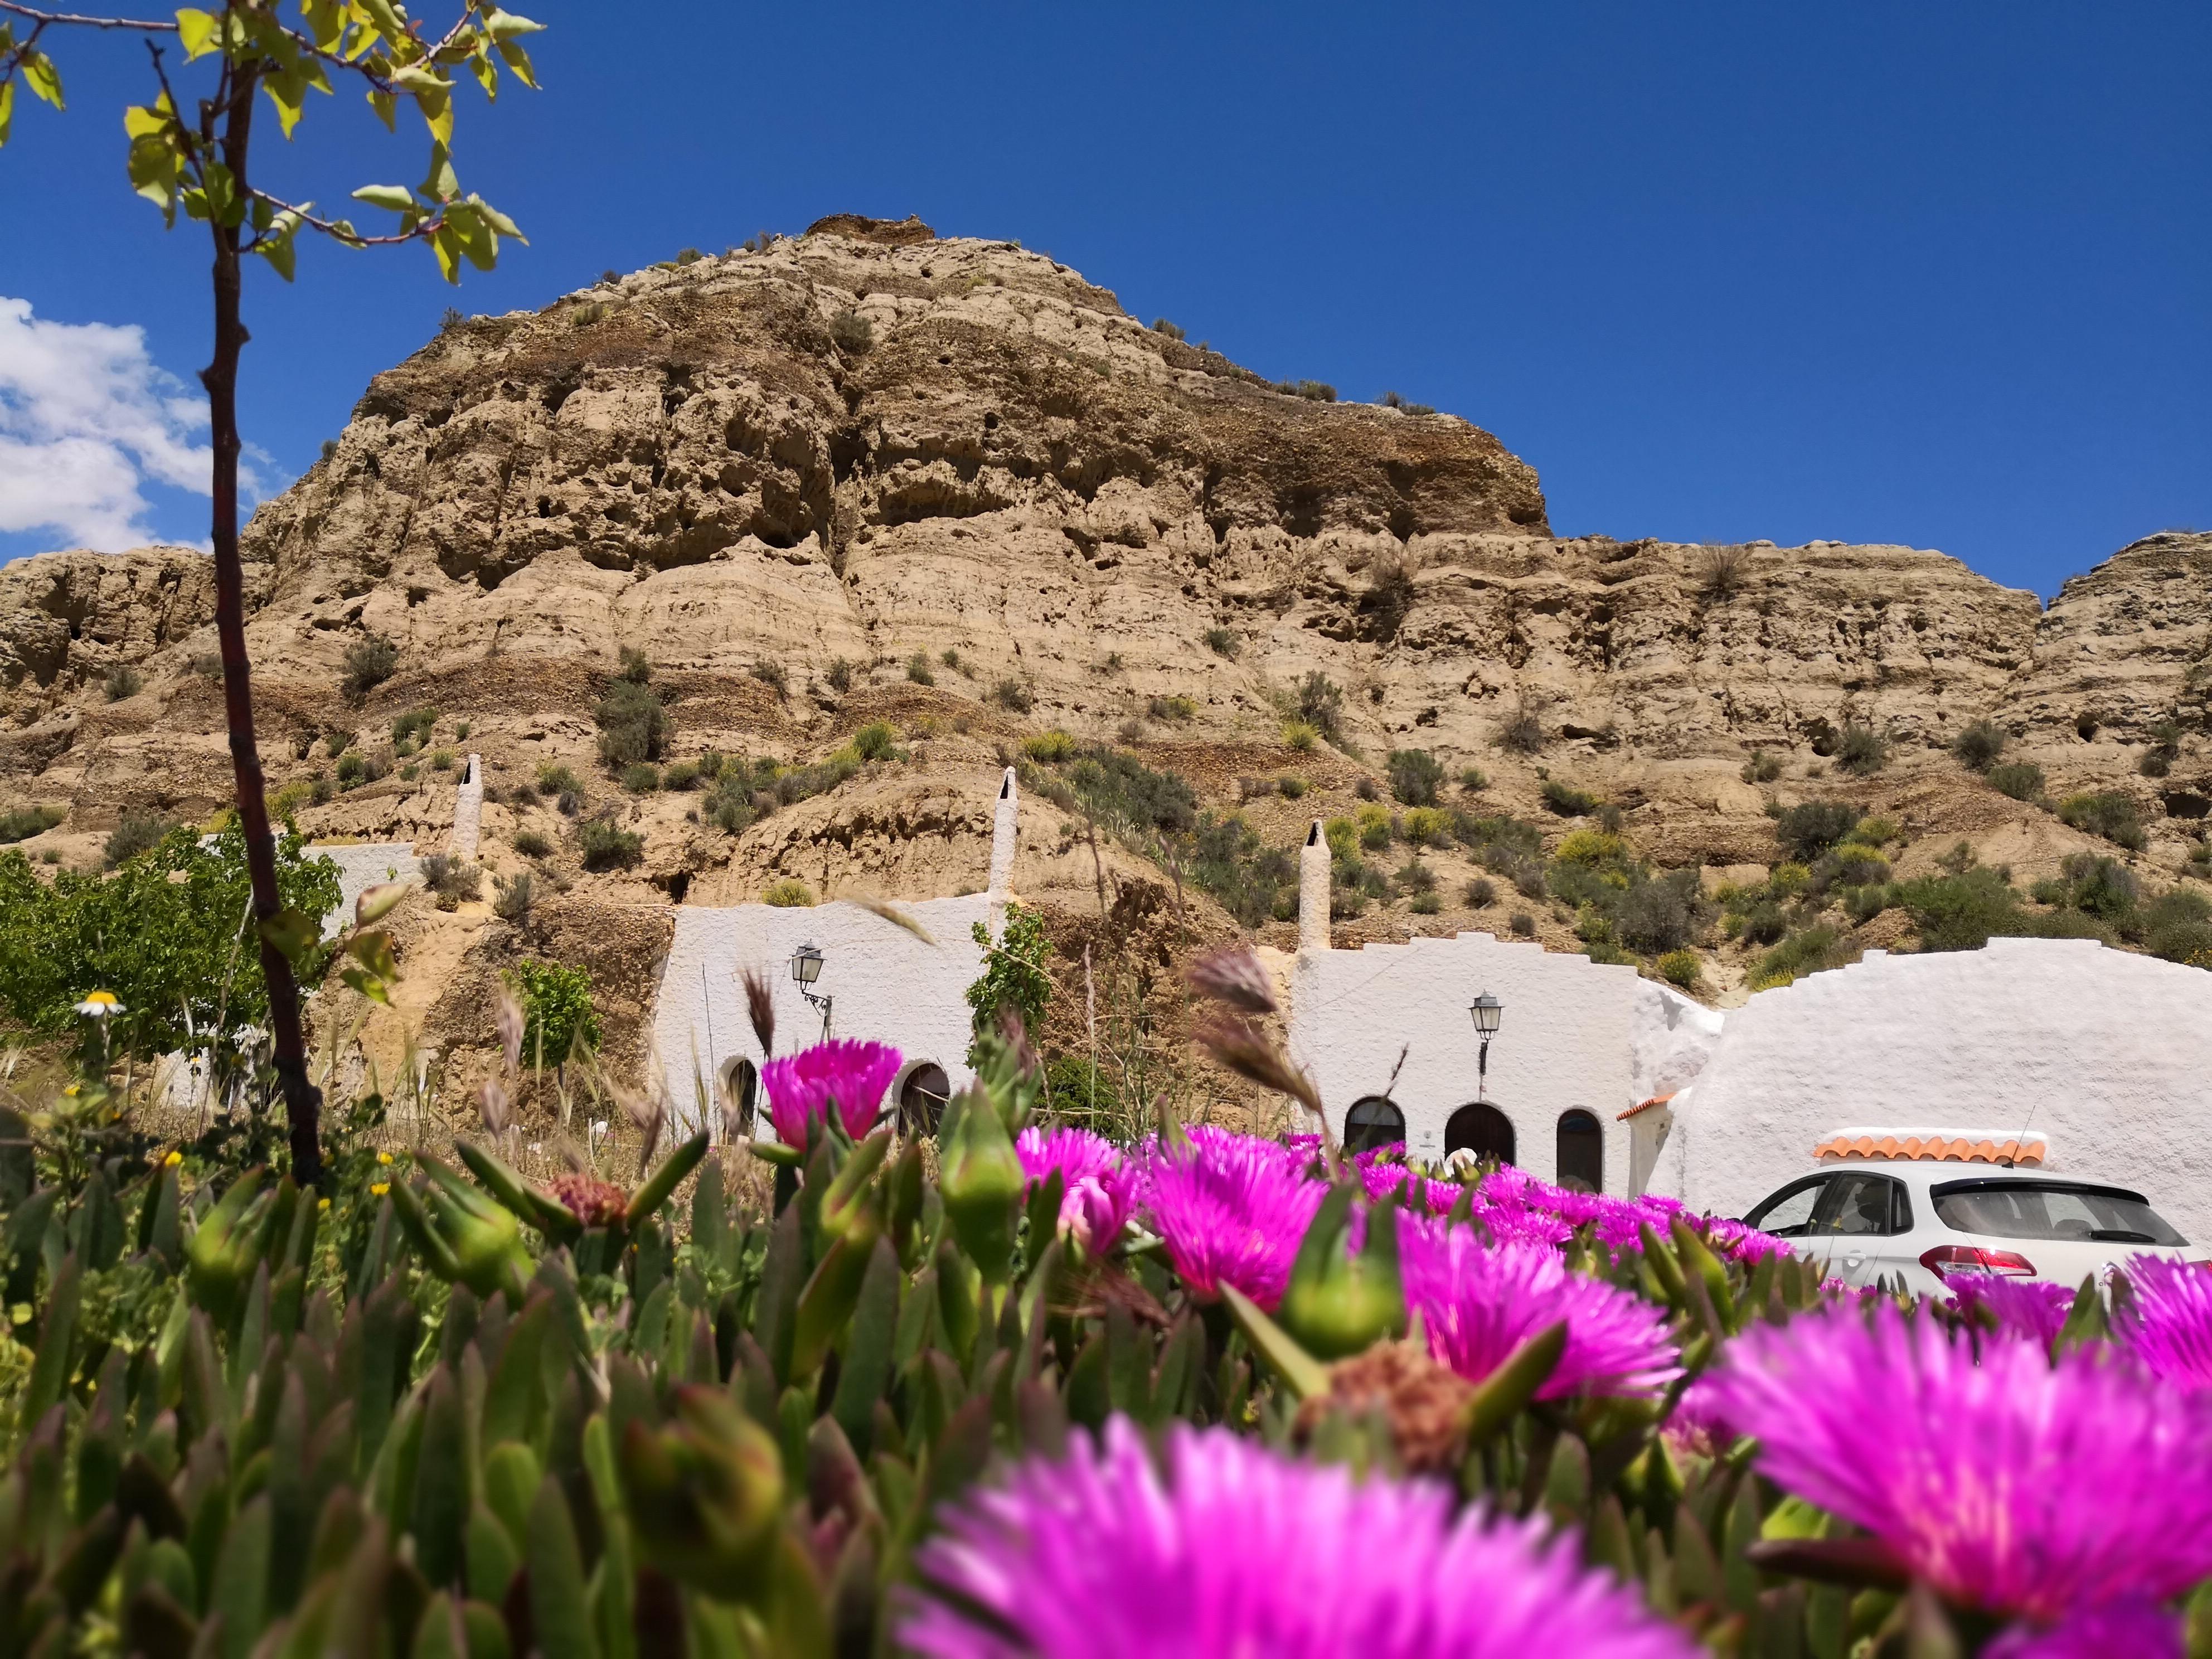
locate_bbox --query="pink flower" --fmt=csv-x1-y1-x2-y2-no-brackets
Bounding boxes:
2118,1254,2212,1390
901,1418,1697,1659
1017,1126,1138,1255
1143,1127,1324,1310
1400,1214,1680,1399
760,1039,903,1144
1946,1275,2076,1348
1985,1601,2182,1659
1705,1306,2212,1622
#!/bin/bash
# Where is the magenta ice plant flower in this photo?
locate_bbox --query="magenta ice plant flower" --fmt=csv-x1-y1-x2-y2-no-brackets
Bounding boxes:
760,1039,903,1144
1017,1126,1138,1255
1400,1214,1680,1398
1705,1306,2212,1623
1143,1127,1324,1310
1985,1600,2182,1659
2118,1254,2212,1391
901,1417,1697,1659
1945,1275,2076,1348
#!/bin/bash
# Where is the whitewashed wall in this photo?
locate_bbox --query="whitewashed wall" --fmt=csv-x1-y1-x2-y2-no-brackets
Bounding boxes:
651,895,994,1136
1650,939,2212,1243
310,843,421,939
1288,932,1643,1193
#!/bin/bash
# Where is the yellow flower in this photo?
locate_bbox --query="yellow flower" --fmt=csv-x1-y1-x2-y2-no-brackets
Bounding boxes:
73,990,125,1017
61,1084,79,1098
318,1197,331,1210
376,1151,394,1166
370,1182,390,1197
164,1150,183,1167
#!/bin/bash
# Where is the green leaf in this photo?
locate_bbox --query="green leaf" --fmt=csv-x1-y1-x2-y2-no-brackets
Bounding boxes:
0,81,13,149
1461,1319,1566,1444
176,9,220,60
257,907,319,963
20,48,61,109
484,9,546,40
351,183,417,214
346,928,398,980
527,1476,598,1659
492,38,537,90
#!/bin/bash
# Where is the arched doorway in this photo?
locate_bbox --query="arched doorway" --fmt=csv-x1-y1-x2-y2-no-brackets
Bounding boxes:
1343,1096,1405,1154
1555,1109,1603,1193
717,1056,758,1139
1445,1102,1515,1166
899,1063,950,1136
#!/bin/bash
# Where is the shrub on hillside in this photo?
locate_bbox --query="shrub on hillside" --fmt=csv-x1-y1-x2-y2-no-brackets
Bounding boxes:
1496,701,1544,754
906,653,937,686
577,817,643,871
1835,723,1889,777
1986,761,2045,802
1540,779,1599,816
0,806,62,844
104,810,173,868
1657,948,1702,990
1295,672,1345,743
764,877,816,907
1952,720,2008,772
1773,799,1861,861
2057,791,2146,851
1386,748,1445,807
595,677,668,768
855,721,902,761
511,957,598,1069
341,633,398,698
1148,693,1197,723
1740,749,1783,784
1748,925,1854,991
513,828,554,859
1464,876,1497,908
621,763,661,793
1204,627,1240,658
104,663,142,702
995,678,1035,714
493,870,533,925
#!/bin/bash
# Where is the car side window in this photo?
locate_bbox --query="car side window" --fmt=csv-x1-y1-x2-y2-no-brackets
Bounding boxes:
1816,1173,1903,1236
1745,1177,1827,1237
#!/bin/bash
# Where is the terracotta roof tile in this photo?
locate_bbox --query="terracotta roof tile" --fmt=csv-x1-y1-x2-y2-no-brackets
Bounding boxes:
1813,1132,2046,1166
1618,1091,1677,1122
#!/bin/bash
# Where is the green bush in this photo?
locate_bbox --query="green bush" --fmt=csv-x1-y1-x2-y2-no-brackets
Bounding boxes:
853,721,901,761
512,828,554,858
421,852,481,908
906,653,937,686
2057,790,2146,851
429,748,455,772
492,870,533,924
825,656,855,693
1459,765,1488,792
1147,693,1197,722
103,810,173,868
1740,749,1782,784
1409,890,1442,915
1890,868,2050,952
1748,925,1853,990
0,823,339,1058
663,760,701,791
751,659,789,695
1204,627,1240,658
1386,748,1445,807
1186,815,1298,928
764,877,816,906
1657,948,1702,990
1952,720,2007,772
830,307,874,353
1295,672,1345,743
1510,909,1536,937
1986,761,2045,802
0,805,62,843
1399,806,1451,847
621,763,662,793
1278,775,1308,799
1834,723,1888,776
391,706,439,748
1540,779,1599,816
1280,720,1320,753
1464,876,1496,908
511,956,599,1068
577,817,643,871
103,663,142,701
996,677,1035,713
341,633,397,697
1022,729,1075,762
536,763,584,795
1773,799,1861,861
595,677,669,768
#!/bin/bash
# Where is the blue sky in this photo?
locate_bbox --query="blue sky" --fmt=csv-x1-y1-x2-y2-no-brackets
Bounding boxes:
1,1,2204,597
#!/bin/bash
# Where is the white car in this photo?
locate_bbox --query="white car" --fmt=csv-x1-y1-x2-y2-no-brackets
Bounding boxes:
1739,1163,2200,1295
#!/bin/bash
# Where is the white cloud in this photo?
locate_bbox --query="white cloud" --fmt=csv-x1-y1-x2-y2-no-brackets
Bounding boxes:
0,296,268,552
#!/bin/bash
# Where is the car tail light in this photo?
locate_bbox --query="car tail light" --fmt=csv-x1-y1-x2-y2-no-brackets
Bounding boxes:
1921,1245,2037,1278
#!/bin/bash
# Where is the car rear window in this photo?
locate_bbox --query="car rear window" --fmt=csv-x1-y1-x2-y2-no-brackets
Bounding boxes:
1930,1180,2187,1246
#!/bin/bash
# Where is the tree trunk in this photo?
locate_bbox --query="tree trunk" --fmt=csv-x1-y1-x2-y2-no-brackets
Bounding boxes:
202,70,322,1187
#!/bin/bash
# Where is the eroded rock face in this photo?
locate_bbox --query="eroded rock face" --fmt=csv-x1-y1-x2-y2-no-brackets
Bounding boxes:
0,230,2204,900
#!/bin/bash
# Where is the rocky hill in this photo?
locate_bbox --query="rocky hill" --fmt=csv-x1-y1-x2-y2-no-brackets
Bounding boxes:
3,215,2208,1082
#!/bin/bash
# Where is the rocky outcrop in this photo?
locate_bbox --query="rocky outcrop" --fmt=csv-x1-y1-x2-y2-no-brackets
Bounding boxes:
1,229,2204,915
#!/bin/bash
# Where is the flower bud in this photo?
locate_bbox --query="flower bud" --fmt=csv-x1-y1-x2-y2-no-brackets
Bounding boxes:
619,1387,785,1603
419,1160,530,1300
939,1085,1023,1282
1276,1184,1407,1362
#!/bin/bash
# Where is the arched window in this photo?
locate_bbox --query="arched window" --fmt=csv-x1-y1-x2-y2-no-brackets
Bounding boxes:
1343,1096,1405,1154
899,1063,950,1136
1445,1102,1515,1166
1555,1109,1603,1193
717,1056,758,1139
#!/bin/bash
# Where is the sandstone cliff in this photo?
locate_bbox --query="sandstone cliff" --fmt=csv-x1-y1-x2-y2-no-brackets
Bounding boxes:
1,218,2206,1073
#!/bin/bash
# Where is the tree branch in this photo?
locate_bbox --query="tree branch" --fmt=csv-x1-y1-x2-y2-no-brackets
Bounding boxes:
244,185,435,250
0,0,176,31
